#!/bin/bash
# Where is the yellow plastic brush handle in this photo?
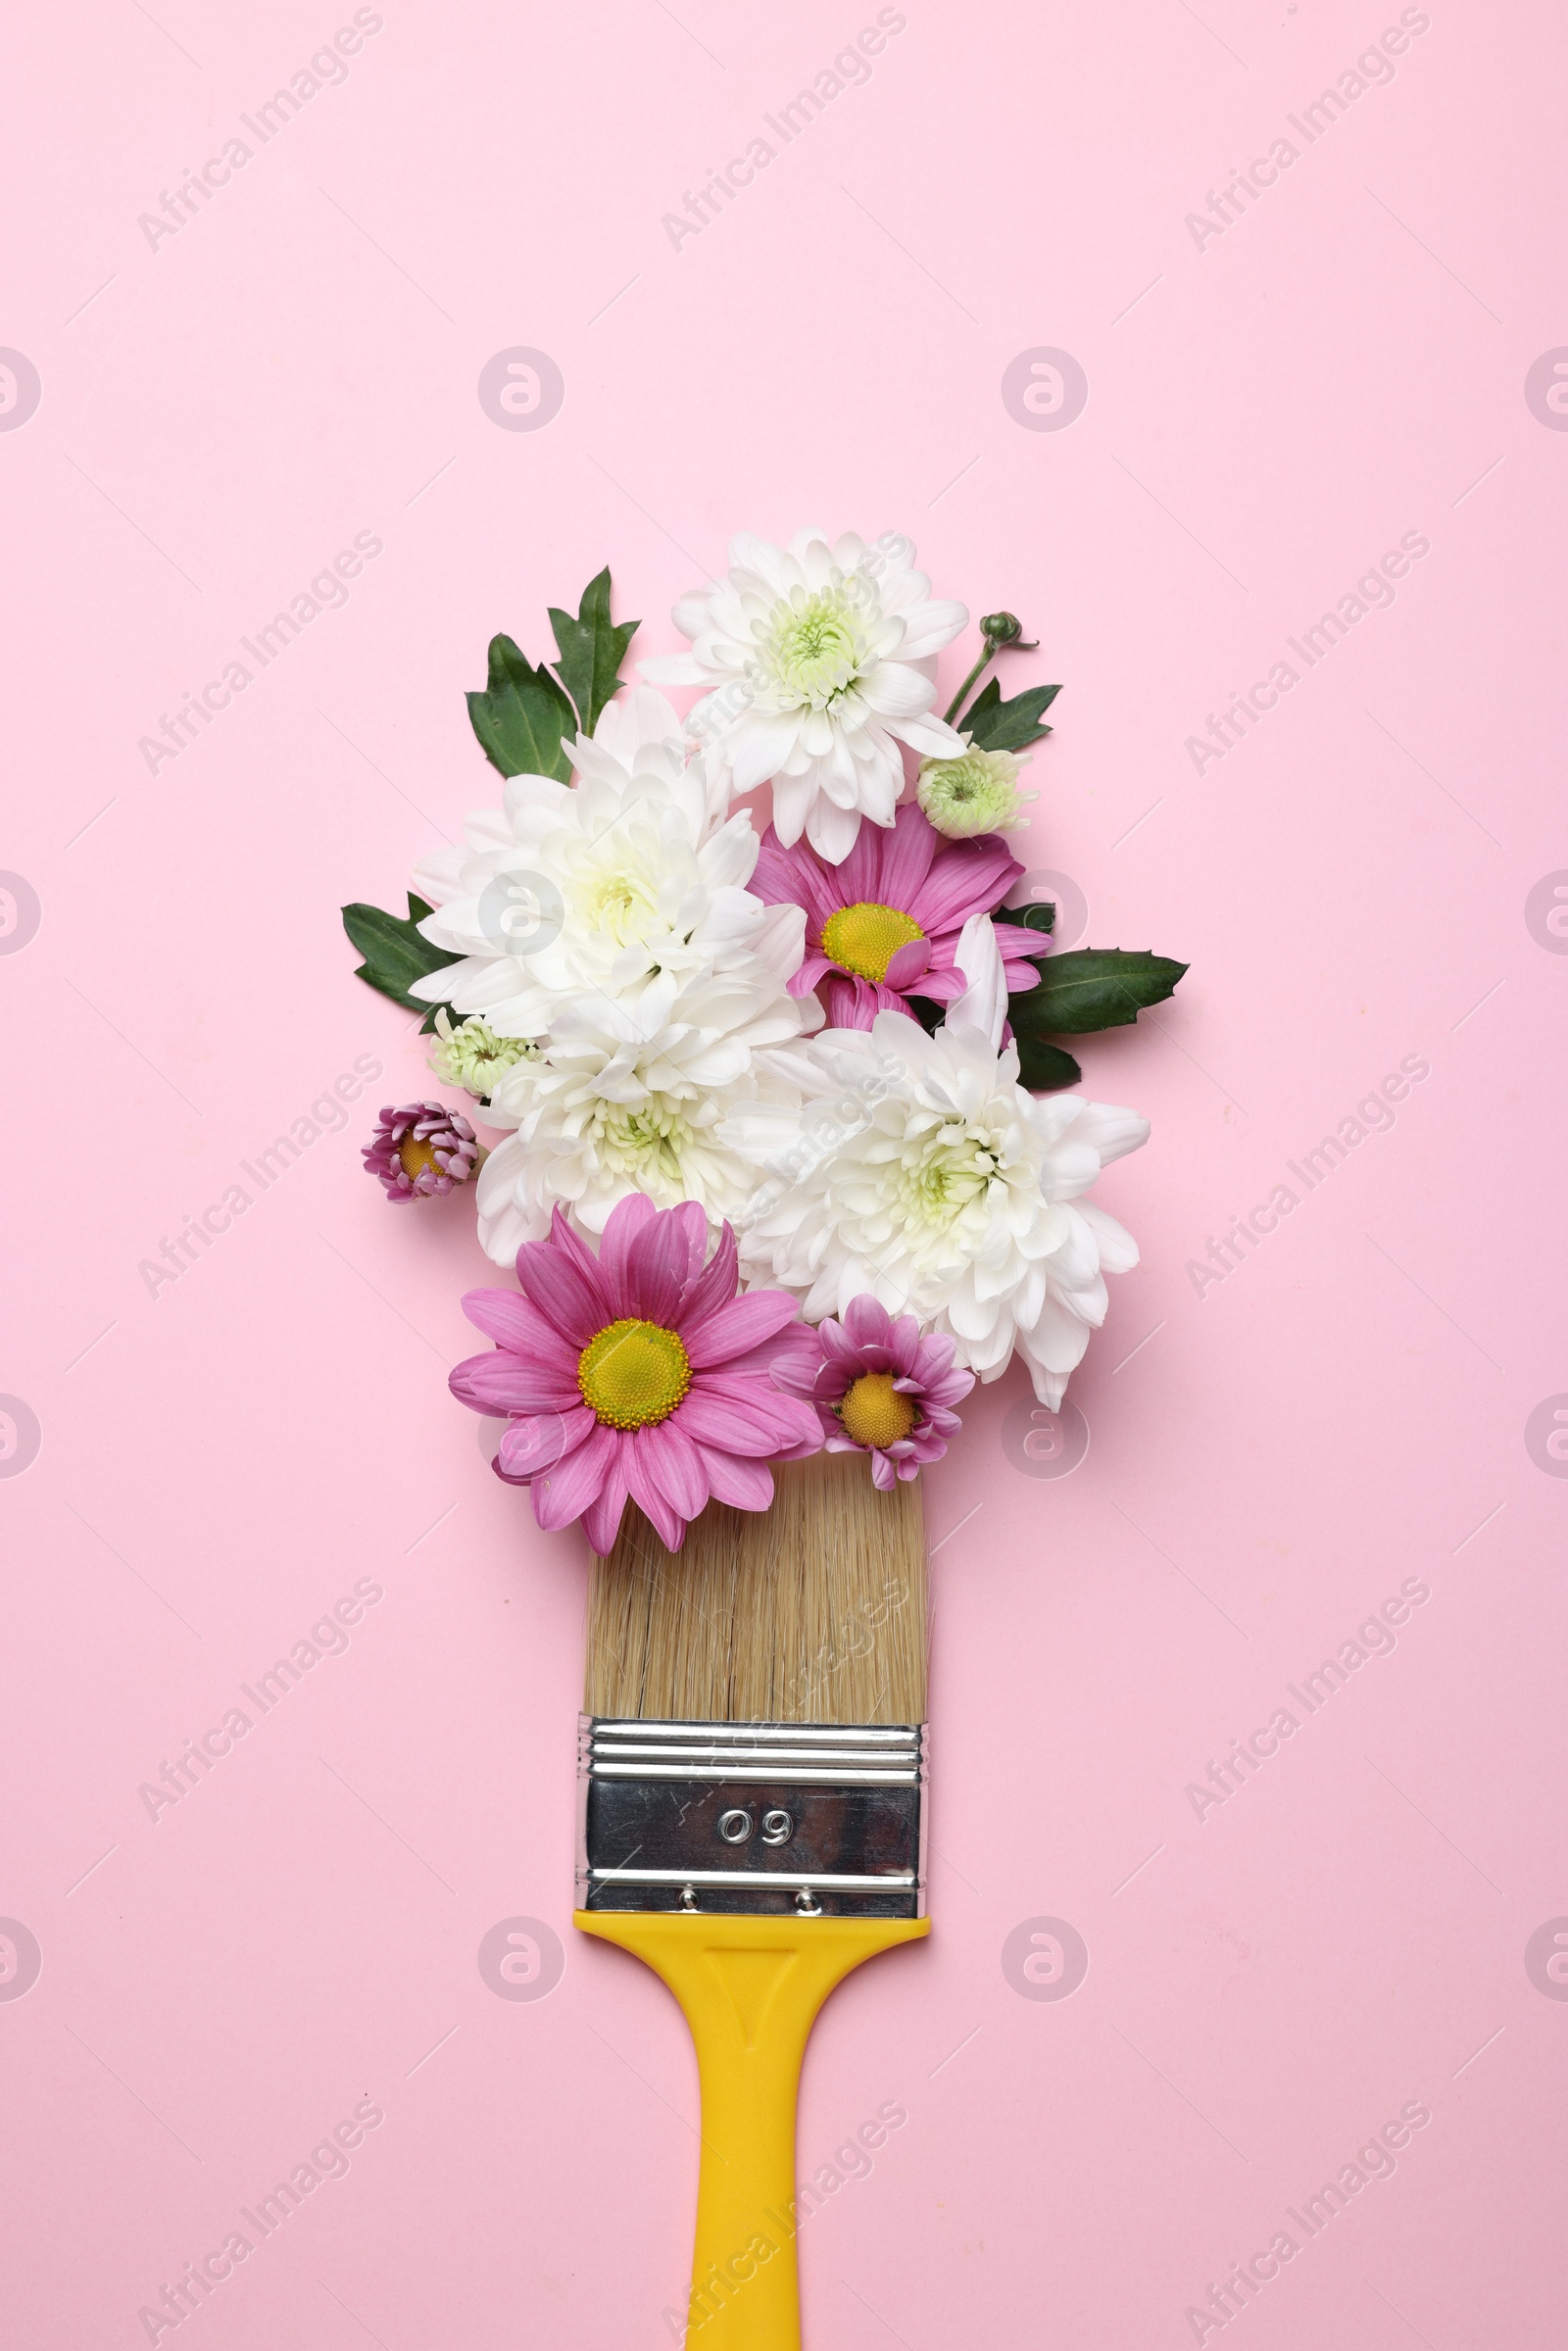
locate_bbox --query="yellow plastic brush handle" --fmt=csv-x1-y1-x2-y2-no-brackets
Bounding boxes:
576,1909,928,2349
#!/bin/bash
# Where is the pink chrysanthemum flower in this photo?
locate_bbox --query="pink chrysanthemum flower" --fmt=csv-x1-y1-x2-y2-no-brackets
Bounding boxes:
753,799,1044,1029
449,1193,823,1554
364,1102,480,1200
775,1294,974,1488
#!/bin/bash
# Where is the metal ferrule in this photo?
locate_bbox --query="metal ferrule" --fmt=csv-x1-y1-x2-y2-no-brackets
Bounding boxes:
576,1717,929,1918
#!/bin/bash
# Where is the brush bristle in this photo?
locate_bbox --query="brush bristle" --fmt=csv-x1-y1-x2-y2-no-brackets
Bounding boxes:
584,1453,927,1724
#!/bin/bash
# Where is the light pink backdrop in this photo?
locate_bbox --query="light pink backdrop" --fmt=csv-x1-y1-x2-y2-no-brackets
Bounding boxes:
4,0,1566,2342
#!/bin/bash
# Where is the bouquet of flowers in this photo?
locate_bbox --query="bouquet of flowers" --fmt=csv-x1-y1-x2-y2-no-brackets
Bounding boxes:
342,529,1185,1553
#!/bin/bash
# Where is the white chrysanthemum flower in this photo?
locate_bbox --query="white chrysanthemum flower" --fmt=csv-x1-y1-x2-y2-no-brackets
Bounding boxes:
720,918,1149,1407
474,966,823,1264
409,687,803,1038
640,529,969,861
916,739,1038,838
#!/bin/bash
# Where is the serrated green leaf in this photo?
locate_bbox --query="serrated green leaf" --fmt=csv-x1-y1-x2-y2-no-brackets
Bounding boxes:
342,892,462,1013
1013,1033,1082,1090
1009,948,1188,1035
466,633,575,781
549,566,639,736
959,676,1062,751
993,900,1055,936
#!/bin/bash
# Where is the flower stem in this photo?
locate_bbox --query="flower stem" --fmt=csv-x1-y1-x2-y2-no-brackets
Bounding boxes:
943,645,998,725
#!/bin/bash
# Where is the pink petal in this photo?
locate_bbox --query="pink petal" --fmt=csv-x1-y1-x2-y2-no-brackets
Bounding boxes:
772,1417,826,1463
874,800,941,910
597,1191,659,1316
909,1422,956,1460
580,1450,631,1555
788,954,835,997
997,929,1048,978
821,973,879,1029
905,963,964,1004
1002,959,1041,999
696,1446,774,1511
754,832,837,931
869,981,916,1016
684,1290,802,1368
623,1443,687,1550
636,1418,710,1522
909,836,1023,936
515,1228,611,1345
449,1352,581,1416
497,1404,590,1480
548,1201,616,1294
767,1327,827,1396
767,1326,823,1382
625,1200,699,1327
678,1221,739,1327
460,1290,579,1373
817,1318,862,1368
724,1332,822,1379
883,937,932,992
842,1293,893,1350
668,1200,710,1286
832,806,890,906
870,1451,897,1491
677,1379,811,1456
530,1421,619,1532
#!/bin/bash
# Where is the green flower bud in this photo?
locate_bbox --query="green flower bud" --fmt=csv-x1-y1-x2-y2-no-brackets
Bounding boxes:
427,1010,536,1101
916,740,1038,839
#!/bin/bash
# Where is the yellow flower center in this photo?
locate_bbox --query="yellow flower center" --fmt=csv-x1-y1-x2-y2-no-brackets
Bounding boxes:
838,1371,918,1451
398,1133,441,1182
820,902,925,983
578,1318,692,1431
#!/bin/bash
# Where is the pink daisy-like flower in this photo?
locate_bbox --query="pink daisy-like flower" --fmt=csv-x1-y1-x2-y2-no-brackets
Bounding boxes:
775,1294,974,1488
449,1193,823,1555
753,799,1045,1029
364,1102,479,1200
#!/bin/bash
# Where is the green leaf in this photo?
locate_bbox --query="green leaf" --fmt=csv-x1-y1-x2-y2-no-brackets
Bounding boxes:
342,892,462,1014
549,567,639,736
1013,1033,1082,1090
466,633,576,781
1010,948,1188,1036
959,676,1062,751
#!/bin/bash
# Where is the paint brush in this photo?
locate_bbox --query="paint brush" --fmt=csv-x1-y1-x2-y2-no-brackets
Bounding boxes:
576,1449,930,2350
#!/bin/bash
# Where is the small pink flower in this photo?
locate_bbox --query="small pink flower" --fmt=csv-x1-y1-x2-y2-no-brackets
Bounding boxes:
753,799,1044,1030
364,1102,479,1200
775,1294,974,1488
449,1193,823,1555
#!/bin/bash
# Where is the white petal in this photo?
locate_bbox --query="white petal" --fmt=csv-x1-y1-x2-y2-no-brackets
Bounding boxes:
1073,1102,1152,1166
945,915,1008,1053
888,709,968,758
857,660,937,719
639,651,706,684
731,712,806,791
897,600,968,658
410,847,466,906
804,795,863,860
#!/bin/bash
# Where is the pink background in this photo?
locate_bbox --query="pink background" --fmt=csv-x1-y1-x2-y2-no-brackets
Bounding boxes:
4,0,1566,2341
